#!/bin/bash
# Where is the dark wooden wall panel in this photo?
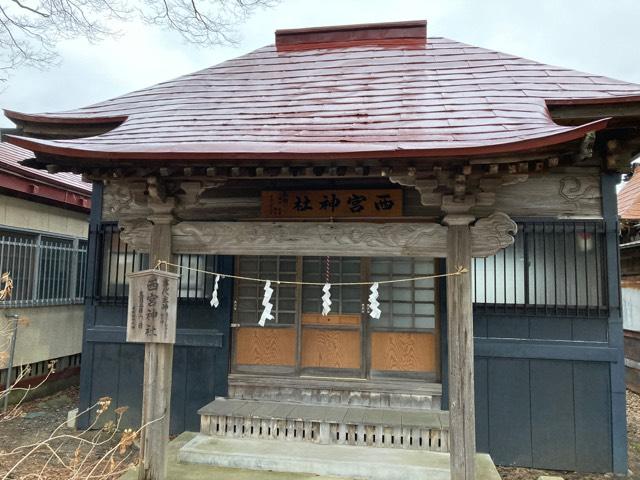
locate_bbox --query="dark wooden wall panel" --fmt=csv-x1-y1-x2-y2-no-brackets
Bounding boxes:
473,336,614,473
486,316,529,339
170,347,188,434
82,342,220,434
529,317,572,340
530,360,576,470
487,358,532,466
115,343,144,428
573,318,608,342
471,306,615,473
87,343,122,425
574,362,612,472
474,358,489,453
185,347,218,431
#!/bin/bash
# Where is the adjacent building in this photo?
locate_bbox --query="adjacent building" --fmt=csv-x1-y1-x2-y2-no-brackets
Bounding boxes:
0,141,91,392
618,166,640,392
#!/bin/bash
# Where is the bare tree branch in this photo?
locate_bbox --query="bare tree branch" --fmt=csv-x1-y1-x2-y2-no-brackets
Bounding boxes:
0,0,278,84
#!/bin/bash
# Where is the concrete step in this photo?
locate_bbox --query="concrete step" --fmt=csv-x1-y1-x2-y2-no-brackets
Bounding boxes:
199,398,450,451
178,434,501,480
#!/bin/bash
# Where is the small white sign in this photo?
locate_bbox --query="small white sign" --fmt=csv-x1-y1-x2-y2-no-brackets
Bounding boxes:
126,270,179,344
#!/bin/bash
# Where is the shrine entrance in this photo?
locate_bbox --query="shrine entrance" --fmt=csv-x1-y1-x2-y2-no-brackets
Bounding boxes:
230,255,440,382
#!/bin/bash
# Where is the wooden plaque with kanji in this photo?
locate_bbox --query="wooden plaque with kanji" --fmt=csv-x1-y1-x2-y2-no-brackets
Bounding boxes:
126,270,179,344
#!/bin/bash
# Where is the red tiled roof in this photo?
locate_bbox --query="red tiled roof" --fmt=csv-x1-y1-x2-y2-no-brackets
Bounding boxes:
5,22,640,162
0,142,91,193
619,165,640,219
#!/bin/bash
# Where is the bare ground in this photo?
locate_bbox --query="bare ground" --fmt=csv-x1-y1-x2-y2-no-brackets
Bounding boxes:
0,386,138,479
1,387,639,479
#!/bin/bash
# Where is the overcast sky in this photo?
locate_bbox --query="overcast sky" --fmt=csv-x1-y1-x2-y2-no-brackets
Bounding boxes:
1,0,640,128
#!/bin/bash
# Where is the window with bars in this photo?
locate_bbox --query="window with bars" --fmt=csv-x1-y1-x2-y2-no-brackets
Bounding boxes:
96,223,217,303
370,257,436,329
0,227,88,306
100,224,148,300
235,256,296,324
472,221,608,315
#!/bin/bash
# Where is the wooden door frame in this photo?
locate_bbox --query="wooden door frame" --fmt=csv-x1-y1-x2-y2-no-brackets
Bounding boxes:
231,255,442,381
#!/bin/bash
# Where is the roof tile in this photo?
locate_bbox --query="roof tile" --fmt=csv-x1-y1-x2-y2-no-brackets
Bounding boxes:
5,29,640,161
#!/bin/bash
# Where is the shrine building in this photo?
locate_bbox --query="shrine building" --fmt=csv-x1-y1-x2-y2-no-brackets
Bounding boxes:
4,20,640,479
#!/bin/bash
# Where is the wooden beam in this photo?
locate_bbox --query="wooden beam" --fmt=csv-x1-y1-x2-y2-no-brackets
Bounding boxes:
118,214,517,258
138,213,174,480
443,214,476,480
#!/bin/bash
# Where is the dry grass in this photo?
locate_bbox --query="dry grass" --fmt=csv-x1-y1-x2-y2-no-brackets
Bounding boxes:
0,391,141,480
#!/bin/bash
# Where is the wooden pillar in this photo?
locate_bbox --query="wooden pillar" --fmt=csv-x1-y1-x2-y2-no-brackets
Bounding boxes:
139,214,174,480
443,214,476,480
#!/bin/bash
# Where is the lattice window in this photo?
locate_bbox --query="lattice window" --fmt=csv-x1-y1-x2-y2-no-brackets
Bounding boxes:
302,257,361,314
370,257,436,329
235,256,297,324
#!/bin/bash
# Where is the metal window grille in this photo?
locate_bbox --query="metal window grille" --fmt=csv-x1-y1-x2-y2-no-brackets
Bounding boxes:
0,228,88,307
472,220,608,316
96,223,216,304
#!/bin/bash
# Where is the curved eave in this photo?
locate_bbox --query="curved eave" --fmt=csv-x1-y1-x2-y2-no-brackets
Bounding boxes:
4,109,128,126
3,118,610,164
546,95,640,107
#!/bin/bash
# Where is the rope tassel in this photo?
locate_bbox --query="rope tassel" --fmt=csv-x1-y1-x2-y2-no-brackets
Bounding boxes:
368,282,381,319
259,281,274,327
321,283,332,316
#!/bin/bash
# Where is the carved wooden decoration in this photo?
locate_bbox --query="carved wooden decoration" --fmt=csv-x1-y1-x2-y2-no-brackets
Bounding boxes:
102,179,226,221
470,213,517,257
120,213,516,259
481,173,602,217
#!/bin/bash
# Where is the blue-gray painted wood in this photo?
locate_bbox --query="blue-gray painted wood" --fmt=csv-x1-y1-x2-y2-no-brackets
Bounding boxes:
487,358,533,466
78,187,233,433
530,360,576,470
474,338,617,362
602,172,628,475
474,358,489,453
574,361,612,471
78,182,103,430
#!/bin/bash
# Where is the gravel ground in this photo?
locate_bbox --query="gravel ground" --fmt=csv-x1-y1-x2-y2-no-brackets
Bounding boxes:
1,387,639,479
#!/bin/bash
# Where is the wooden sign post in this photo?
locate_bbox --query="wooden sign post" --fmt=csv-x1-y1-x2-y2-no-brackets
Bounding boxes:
126,269,180,480
127,270,179,345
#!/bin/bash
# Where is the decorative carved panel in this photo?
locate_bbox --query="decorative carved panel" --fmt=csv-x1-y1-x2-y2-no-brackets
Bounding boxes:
479,173,602,217
120,213,516,259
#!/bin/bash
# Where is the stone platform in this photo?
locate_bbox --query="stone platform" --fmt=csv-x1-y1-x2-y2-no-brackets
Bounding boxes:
120,432,344,480
178,433,501,480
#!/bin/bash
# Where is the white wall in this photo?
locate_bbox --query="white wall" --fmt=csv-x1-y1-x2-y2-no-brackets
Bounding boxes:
0,305,84,369
622,287,640,332
0,194,88,238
